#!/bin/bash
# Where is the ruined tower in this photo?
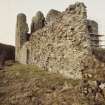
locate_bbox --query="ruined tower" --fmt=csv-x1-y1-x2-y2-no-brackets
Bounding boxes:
15,13,29,61
31,11,45,34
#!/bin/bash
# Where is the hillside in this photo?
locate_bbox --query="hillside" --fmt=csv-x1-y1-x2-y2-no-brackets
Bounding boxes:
0,43,15,68
0,63,89,105
0,63,105,105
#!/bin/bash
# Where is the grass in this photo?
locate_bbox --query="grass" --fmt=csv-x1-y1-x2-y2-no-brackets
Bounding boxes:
4,63,80,87
0,63,89,105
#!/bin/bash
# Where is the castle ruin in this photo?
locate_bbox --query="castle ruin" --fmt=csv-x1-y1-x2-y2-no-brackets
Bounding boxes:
15,2,105,79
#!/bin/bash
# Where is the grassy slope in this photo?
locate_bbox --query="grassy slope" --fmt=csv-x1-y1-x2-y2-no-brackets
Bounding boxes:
0,63,88,105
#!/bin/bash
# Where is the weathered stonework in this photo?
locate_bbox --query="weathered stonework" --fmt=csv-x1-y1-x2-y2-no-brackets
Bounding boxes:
31,11,45,34
15,13,29,61
15,2,105,80
46,9,61,25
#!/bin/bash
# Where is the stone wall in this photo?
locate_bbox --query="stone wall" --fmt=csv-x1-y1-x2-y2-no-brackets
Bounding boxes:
16,2,91,79
16,2,105,80
15,13,29,62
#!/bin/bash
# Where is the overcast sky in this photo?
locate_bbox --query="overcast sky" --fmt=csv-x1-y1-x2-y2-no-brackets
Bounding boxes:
0,0,105,45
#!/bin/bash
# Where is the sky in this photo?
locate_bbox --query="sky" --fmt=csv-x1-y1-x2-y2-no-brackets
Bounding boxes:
0,0,105,45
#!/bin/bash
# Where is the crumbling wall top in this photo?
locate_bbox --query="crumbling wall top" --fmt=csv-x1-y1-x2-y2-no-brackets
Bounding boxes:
46,9,61,24
64,2,86,17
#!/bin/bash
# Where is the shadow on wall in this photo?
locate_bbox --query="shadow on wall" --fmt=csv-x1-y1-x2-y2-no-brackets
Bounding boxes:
0,43,15,69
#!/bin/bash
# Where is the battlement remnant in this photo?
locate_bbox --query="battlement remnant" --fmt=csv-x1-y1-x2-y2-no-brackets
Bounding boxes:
31,11,45,34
